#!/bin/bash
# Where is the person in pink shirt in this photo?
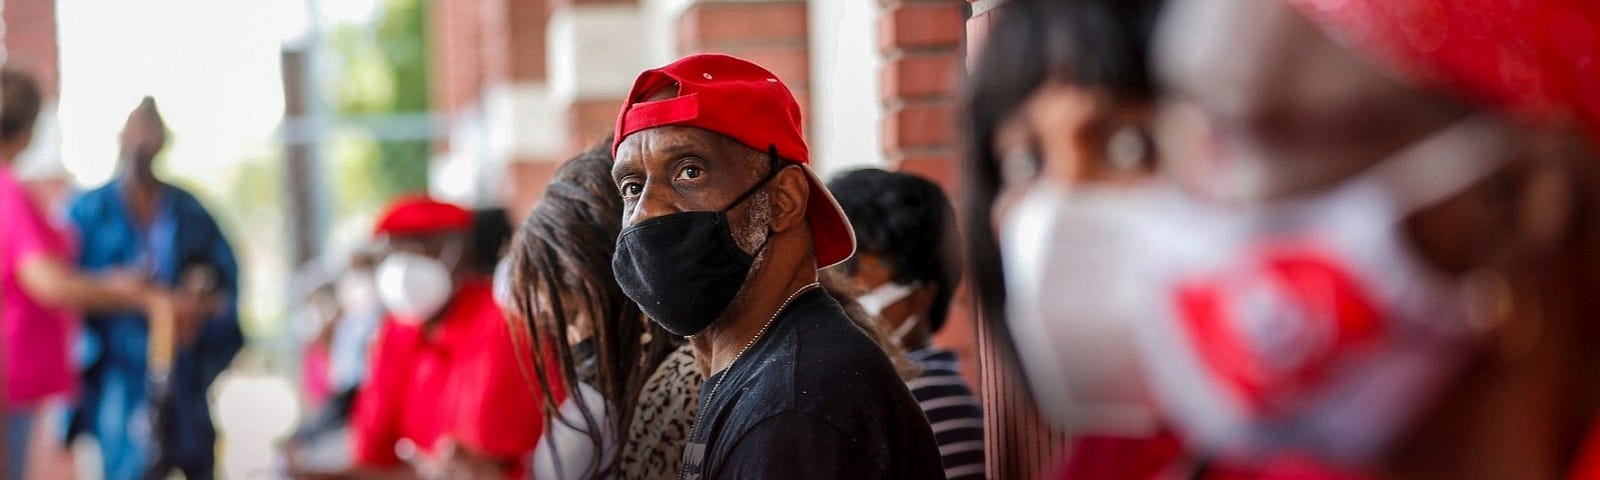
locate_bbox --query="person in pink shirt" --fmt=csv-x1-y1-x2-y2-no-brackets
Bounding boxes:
0,67,197,480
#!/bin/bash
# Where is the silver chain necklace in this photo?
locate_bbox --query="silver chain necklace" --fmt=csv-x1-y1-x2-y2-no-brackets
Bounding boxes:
682,282,820,474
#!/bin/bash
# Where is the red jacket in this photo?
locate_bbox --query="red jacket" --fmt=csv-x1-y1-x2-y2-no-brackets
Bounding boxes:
352,280,561,478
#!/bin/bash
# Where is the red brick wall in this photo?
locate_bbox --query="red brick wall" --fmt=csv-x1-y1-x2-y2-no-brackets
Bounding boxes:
506,158,560,220
567,98,619,154
506,0,549,82
2,0,60,101
878,0,962,195
434,0,487,122
549,0,636,7
879,0,977,397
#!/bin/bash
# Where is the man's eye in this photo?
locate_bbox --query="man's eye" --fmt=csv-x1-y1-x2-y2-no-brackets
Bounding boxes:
675,166,702,181
621,182,643,197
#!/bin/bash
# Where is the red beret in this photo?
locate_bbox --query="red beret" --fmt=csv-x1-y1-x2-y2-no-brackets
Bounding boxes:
1288,0,1600,143
611,53,856,269
373,196,473,236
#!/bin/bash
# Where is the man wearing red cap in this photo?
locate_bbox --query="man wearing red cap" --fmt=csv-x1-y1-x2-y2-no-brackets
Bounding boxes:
609,53,943,479
292,196,556,479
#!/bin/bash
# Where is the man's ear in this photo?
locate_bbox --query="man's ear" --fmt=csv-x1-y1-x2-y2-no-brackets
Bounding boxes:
768,165,810,233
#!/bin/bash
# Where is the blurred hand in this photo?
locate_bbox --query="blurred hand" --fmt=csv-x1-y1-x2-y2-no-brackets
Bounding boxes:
423,439,506,480
143,290,208,370
171,289,219,346
101,268,152,294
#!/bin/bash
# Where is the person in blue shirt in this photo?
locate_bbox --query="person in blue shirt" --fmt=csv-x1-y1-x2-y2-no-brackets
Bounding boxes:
65,97,243,480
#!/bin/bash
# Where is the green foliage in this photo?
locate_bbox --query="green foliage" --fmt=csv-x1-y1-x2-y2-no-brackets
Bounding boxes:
216,146,289,340
328,0,431,218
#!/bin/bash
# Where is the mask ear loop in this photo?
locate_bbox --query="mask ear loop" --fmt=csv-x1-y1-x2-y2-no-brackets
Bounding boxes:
1369,115,1515,215
438,235,467,272
723,145,788,258
720,145,788,213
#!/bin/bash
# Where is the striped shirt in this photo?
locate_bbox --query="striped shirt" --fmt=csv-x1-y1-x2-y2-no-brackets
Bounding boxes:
908,347,986,480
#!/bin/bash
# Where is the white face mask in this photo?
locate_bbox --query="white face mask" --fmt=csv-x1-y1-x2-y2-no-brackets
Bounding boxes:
376,251,456,325
492,257,514,311
857,281,916,318
858,282,921,346
1000,182,1165,437
999,116,1510,466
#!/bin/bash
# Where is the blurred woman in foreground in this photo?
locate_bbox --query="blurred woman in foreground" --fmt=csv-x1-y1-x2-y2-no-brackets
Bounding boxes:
967,0,1600,477
960,0,1172,477
1142,0,1600,477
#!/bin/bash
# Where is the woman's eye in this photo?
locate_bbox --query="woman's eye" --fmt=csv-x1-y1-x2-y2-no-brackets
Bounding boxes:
675,166,703,181
1104,126,1153,174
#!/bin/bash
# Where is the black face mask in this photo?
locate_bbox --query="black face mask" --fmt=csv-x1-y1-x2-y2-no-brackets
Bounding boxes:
613,155,782,337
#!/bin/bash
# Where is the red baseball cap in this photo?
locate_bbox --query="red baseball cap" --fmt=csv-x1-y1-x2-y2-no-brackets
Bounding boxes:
1288,0,1600,144
373,196,474,236
612,53,856,268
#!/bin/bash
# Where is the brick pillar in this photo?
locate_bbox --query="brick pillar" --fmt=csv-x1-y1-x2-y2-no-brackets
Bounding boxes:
548,0,647,155
677,0,811,133
2,0,60,100
4,0,69,214
435,0,488,137
878,0,961,194
486,0,567,219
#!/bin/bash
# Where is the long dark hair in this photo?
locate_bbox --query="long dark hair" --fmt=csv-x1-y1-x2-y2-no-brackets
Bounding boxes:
960,0,1163,373
504,138,678,476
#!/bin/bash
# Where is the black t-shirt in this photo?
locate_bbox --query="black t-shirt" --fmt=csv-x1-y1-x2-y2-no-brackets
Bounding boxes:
678,289,946,480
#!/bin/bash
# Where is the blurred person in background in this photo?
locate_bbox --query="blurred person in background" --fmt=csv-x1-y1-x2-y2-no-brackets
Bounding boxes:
297,282,342,408
827,168,983,480
816,265,922,384
468,207,513,276
501,140,692,479
1135,0,1600,477
291,196,551,479
283,246,387,472
610,53,942,479
322,248,385,423
959,0,1172,477
0,72,202,480
65,95,244,480
969,0,1600,478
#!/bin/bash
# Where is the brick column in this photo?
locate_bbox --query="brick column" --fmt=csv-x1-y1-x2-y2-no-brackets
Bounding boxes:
486,0,567,219
3,0,61,100
548,0,649,155
434,0,488,137
4,0,70,213
877,0,961,194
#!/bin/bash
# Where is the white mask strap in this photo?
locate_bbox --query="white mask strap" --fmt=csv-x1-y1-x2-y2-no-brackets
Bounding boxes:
857,281,917,317
1367,115,1514,214
438,237,466,271
890,315,920,344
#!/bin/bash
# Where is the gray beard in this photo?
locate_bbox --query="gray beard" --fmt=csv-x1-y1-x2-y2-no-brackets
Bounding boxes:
732,190,774,255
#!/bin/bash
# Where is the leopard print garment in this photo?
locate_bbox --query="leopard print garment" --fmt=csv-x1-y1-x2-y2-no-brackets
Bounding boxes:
620,345,702,479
